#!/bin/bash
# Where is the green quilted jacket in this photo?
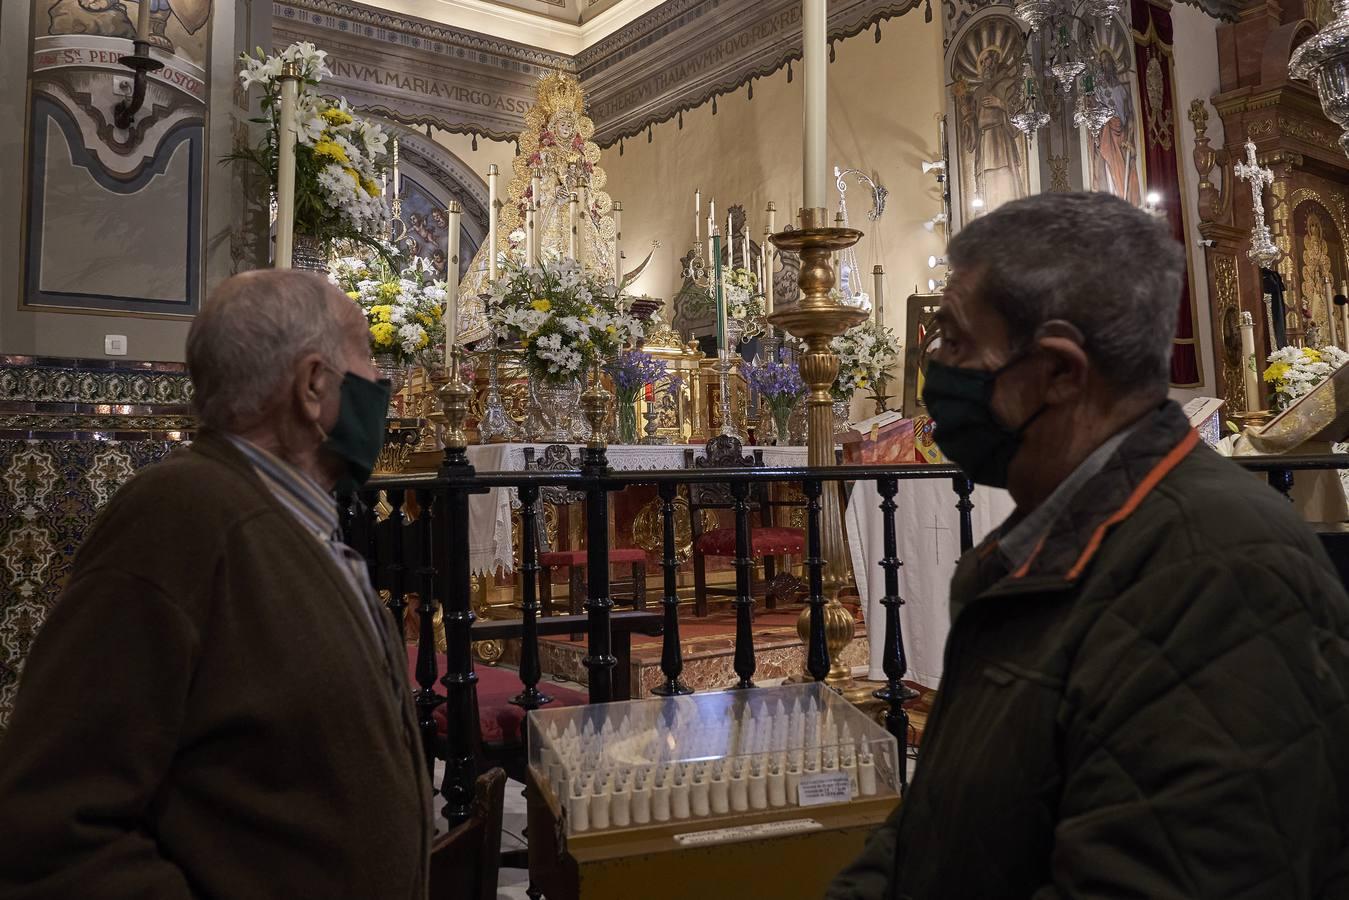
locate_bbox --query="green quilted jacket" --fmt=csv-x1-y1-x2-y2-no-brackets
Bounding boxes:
828,401,1349,899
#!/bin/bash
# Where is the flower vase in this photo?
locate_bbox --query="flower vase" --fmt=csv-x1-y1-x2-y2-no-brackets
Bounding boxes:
772,405,793,445
617,400,639,445
373,352,408,417
532,378,581,442
292,233,330,273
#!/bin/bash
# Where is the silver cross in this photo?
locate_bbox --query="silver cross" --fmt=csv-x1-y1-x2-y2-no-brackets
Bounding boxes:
1234,140,1281,267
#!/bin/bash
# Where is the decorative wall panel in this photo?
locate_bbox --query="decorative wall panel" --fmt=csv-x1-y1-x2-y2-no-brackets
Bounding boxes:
0,356,193,733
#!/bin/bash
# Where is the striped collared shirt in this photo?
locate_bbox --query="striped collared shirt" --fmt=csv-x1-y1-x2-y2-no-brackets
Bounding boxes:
225,435,382,641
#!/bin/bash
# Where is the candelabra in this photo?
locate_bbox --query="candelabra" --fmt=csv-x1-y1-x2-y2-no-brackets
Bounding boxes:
476,334,519,443
771,207,868,686
641,397,666,445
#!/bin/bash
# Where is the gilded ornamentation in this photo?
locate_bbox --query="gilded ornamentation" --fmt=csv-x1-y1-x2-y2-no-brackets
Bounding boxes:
1214,255,1246,411
1144,52,1174,150
630,492,715,564
1048,154,1071,193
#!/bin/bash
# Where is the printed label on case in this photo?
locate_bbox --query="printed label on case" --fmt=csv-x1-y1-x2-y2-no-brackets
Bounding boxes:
672,818,823,846
797,772,853,807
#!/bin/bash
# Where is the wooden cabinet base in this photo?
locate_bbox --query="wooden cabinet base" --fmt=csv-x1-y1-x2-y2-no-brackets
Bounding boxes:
526,766,896,900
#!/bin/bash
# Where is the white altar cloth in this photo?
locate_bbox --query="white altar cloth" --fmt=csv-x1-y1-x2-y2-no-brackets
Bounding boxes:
465,443,809,576
846,479,1015,687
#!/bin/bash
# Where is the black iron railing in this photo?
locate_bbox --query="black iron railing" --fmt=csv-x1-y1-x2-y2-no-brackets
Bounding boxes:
345,443,1349,828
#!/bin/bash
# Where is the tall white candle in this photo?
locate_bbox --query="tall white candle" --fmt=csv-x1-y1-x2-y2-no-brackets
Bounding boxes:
1240,311,1259,413
446,201,462,365
487,164,499,282
802,0,828,210
391,139,400,200
613,200,624,289
273,64,302,269
1341,282,1349,352
763,231,774,315
695,190,702,243
742,225,751,273
568,191,579,260
525,198,536,266
766,201,777,235
136,0,151,42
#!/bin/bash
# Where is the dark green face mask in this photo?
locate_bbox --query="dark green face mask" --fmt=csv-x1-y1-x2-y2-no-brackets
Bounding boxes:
921,353,1046,488
323,372,391,492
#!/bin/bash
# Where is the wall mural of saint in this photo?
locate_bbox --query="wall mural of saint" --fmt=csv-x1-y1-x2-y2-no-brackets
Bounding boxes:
1089,24,1142,206
950,16,1031,222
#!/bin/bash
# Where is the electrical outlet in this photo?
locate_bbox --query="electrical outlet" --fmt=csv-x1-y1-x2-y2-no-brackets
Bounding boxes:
104,334,127,356
112,76,133,98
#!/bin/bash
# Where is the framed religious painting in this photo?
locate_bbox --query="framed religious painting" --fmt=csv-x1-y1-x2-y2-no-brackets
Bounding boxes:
21,0,213,317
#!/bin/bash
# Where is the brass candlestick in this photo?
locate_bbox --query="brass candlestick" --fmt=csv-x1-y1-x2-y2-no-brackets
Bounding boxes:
438,347,474,451
581,362,611,450
770,208,868,687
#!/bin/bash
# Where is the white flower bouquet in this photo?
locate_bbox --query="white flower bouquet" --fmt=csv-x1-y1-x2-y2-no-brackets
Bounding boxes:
488,251,644,384
830,320,902,400
1264,344,1349,410
724,267,764,322
231,42,390,246
331,255,446,367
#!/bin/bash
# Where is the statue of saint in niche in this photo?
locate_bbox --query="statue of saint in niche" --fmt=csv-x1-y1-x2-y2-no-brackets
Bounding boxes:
1300,211,1340,332
952,23,1029,219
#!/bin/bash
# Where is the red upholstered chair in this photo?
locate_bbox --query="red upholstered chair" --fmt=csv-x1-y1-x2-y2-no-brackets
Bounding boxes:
686,435,806,617
523,445,647,620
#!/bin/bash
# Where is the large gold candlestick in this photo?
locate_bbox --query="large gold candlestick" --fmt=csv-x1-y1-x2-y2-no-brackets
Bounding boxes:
770,208,867,686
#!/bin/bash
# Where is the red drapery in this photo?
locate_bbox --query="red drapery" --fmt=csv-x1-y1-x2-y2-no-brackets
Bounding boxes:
1132,0,1201,387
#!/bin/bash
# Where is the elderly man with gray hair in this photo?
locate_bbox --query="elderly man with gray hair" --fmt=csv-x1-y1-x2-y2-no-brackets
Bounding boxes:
0,270,429,899
829,192,1349,899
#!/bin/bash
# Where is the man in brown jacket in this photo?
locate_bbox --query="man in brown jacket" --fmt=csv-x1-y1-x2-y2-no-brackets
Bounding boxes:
0,270,430,898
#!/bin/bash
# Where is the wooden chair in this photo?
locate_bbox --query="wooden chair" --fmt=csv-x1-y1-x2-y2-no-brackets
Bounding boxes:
523,445,648,619
429,766,507,900
686,435,806,617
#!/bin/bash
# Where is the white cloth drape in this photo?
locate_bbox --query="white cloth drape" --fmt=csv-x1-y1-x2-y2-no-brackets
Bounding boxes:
846,479,1015,686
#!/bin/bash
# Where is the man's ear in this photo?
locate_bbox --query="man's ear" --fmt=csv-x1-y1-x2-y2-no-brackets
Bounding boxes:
294,353,330,425
1037,336,1089,404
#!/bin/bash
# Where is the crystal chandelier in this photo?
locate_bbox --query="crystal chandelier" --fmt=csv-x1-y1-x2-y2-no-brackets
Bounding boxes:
1010,0,1118,142
1290,0,1349,158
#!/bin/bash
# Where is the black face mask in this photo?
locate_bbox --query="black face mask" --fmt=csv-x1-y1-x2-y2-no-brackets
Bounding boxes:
921,352,1048,487
322,372,391,493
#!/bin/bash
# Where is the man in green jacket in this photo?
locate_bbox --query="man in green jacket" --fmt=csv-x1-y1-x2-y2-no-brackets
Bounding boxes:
0,270,429,898
828,192,1349,899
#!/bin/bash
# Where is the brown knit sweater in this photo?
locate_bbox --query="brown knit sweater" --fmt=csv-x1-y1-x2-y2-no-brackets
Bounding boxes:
0,432,430,899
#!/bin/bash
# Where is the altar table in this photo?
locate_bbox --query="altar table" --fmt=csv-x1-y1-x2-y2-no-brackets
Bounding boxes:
465,443,809,576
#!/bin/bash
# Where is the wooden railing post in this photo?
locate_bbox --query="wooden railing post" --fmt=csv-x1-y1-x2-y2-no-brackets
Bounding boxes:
582,445,616,703
439,447,478,828
953,475,975,554
872,477,912,793
651,482,692,697
731,479,757,689
803,477,829,682
512,483,550,711
411,488,443,780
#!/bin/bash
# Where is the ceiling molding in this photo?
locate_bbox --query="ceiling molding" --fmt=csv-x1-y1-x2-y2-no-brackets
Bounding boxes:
274,0,921,145
579,0,922,146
